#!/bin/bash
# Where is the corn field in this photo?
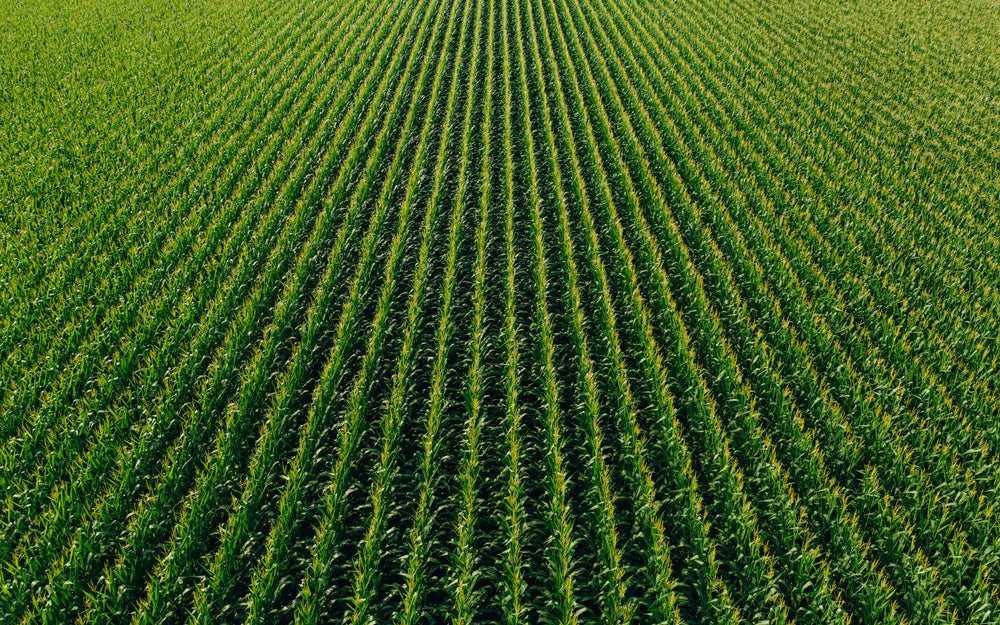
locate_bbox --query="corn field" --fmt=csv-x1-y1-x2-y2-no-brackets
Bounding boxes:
2,0,999,622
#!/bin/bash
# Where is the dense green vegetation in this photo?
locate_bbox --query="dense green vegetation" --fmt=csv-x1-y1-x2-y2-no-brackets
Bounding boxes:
2,0,1000,622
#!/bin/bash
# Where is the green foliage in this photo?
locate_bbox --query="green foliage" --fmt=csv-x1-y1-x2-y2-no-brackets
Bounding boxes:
2,0,999,622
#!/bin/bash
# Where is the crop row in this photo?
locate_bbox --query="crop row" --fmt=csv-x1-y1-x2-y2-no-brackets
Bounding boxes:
2,0,997,622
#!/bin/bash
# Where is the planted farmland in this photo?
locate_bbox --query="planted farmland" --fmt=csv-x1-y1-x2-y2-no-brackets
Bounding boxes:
2,0,1000,621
